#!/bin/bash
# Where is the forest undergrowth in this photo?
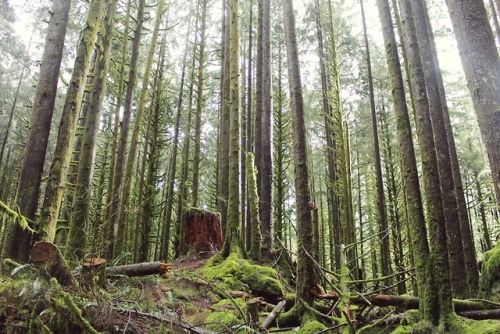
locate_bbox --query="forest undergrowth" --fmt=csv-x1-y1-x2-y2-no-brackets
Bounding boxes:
1,248,500,334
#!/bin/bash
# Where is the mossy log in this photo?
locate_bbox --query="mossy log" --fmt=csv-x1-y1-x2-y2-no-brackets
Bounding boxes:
317,292,500,313
180,208,223,255
30,241,77,288
457,309,500,320
106,261,171,277
261,299,287,329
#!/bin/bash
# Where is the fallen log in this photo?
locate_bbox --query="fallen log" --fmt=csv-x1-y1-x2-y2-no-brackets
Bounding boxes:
30,241,77,288
106,261,171,277
317,292,500,313
457,309,500,320
261,300,287,329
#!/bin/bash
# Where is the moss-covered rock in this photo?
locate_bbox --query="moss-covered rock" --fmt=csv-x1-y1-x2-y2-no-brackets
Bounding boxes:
201,253,285,303
297,320,327,333
205,311,240,332
480,243,500,301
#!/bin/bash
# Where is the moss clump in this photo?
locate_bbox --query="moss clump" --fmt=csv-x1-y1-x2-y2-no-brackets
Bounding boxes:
298,320,327,333
480,243,500,301
201,253,284,303
213,298,247,311
205,311,240,332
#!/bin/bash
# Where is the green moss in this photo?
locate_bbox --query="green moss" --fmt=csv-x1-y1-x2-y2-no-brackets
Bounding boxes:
205,311,240,332
298,320,327,334
480,243,500,301
201,253,284,303
213,298,247,311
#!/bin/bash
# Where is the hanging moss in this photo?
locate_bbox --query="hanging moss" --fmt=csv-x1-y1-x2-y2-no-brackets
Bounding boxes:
201,253,284,303
0,200,34,233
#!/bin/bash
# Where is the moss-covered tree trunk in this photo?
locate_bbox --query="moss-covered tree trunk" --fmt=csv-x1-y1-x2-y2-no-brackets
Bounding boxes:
1,0,71,263
398,0,454,327
66,0,117,260
282,0,315,307
246,153,262,261
221,0,243,258
444,0,500,208
191,0,208,208
115,0,165,257
106,0,145,259
411,0,472,298
360,0,391,287
376,0,435,324
163,18,192,262
37,0,104,244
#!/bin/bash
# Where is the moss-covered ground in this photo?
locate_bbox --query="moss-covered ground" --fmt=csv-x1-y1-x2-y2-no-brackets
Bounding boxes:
1,253,500,333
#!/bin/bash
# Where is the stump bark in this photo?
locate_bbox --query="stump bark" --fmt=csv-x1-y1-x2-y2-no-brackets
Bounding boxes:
179,208,223,255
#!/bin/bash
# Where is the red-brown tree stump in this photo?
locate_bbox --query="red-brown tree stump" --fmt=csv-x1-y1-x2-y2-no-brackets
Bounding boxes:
179,208,223,255
30,241,77,288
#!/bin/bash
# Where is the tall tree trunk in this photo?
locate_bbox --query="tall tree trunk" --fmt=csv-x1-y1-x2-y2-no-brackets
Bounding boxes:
445,0,500,207
115,0,165,257
475,172,492,251
106,0,146,259
103,0,131,258
218,0,230,236
38,0,104,244
163,15,192,262
314,0,340,272
245,0,254,252
398,0,454,327
2,0,71,262
66,0,117,260
376,0,436,324
192,0,208,208
360,0,391,287
221,0,243,257
411,0,472,298
282,0,315,307
259,0,273,251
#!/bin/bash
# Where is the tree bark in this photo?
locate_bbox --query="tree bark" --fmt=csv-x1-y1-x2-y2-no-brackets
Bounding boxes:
398,0,454,326
106,261,171,277
376,0,435,324
445,0,500,207
283,0,315,307
181,208,223,254
38,0,104,244
2,0,71,262
67,0,117,261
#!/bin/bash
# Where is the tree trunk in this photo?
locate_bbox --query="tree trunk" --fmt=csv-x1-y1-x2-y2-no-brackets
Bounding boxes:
246,153,262,260
221,0,243,258
360,0,391,287
106,0,145,259
191,0,208,208
283,0,315,307
67,0,117,261
2,0,71,263
38,0,104,244
115,0,165,257
445,0,500,207
376,0,435,324
398,0,454,327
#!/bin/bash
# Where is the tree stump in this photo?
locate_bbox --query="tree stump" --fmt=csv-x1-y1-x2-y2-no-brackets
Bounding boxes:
30,241,77,288
179,208,223,255
82,257,107,289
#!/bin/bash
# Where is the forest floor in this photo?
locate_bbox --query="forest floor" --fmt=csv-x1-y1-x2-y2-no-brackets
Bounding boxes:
1,251,500,333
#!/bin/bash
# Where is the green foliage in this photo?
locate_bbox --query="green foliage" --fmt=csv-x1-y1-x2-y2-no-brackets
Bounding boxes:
480,243,500,301
201,253,285,303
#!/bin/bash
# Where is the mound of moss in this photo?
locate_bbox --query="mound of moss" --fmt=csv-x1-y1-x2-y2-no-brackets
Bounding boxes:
480,243,500,301
205,311,240,332
201,253,285,303
297,320,327,333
